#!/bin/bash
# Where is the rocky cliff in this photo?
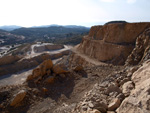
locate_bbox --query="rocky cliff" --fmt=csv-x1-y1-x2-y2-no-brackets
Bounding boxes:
125,27,150,65
72,23,150,113
77,23,150,65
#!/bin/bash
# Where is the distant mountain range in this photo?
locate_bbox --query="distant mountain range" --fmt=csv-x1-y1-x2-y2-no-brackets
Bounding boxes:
0,25,89,31
0,25,89,45
0,25,22,31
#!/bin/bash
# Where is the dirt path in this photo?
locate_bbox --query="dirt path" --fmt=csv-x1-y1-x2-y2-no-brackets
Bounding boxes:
0,58,64,87
0,68,33,87
71,45,107,66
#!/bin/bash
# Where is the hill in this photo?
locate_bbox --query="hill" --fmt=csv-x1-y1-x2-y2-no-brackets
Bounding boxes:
0,25,89,46
0,30,25,46
0,25,21,31
11,26,89,38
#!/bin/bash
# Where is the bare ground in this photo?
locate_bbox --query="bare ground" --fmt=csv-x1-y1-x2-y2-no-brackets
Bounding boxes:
0,46,124,113
26,65,123,113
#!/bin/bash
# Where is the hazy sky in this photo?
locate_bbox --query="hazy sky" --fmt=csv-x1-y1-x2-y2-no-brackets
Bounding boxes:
0,0,149,27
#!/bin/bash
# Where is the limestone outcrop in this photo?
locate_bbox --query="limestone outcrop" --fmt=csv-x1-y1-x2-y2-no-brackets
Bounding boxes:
117,61,150,113
125,27,150,65
26,59,68,86
78,37,133,65
77,23,150,65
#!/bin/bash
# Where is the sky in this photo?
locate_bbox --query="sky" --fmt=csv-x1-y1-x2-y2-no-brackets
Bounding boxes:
0,0,150,27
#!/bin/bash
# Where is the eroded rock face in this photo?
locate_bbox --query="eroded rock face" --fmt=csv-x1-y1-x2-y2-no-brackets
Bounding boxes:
88,23,150,44
78,23,150,65
78,37,133,65
26,59,68,87
125,27,150,66
117,61,150,113
27,59,53,81
39,59,53,75
108,98,121,111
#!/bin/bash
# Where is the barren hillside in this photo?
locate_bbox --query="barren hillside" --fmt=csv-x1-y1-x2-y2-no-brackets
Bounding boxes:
1,22,150,113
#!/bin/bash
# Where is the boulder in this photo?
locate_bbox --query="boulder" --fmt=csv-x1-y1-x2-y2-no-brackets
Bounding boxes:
44,76,55,84
132,62,150,86
26,59,53,82
108,98,121,111
10,90,27,107
42,87,48,93
119,78,130,86
122,81,134,96
92,102,107,113
107,111,115,113
105,83,121,95
26,74,34,81
52,65,68,74
39,59,53,75
87,109,101,113
73,65,84,72
32,68,42,78
46,69,51,75
117,62,150,113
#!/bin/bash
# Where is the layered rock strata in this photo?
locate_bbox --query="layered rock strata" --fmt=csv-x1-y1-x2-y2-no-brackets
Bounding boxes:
77,23,150,65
